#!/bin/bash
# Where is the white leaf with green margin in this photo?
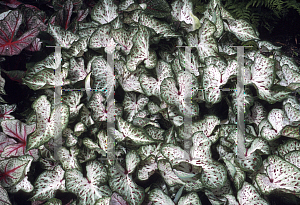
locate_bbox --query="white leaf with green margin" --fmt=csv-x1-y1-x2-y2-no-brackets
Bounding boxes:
61,91,83,120
196,19,218,63
283,96,300,122
126,26,150,72
177,49,200,77
116,116,155,146
30,165,65,201
65,161,111,205
47,24,79,49
178,192,202,205
200,160,227,189
149,188,175,205
277,139,300,158
137,143,162,160
89,25,116,50
255,155,300,195
284,151,300,169
161,71,199,117
237,182,268,205
257,87,291,104
123,92,149,122
57,147,81,171
108,162,144,205
171,0,200,31
115,60,145,93
111,28,134,55
246,101,267,127
226,19,259,41
144,49,157,69
126,150,140,174
250,52,275,90
137,155,157,181
282,64,300,90
157,159,185,187
0,184,11,205
139,13,179,37
68,57,87,84
83,137,106,155
5,176,33,193
91,0,118,24
247,138,270,155
139,60,173,98
161,144,189,166
261,109,289,141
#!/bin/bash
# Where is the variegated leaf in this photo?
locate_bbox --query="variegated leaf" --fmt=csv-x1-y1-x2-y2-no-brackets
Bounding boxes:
237,182,268,205
108,162,144,205
149,188,175,205
91,0,118,24
65,161,111,205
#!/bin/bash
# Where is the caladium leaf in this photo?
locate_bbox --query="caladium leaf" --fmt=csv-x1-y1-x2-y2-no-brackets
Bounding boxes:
178,192,201,205
44,198,62,205
57,147,81,171
261,109,289,141
123,92,149,122
284,151,300,169
0,132,16,160
157,159,185,187
0,10,40,56
0,155,32,188
282,64,300,90
200,160,227,189
126,150,140,174
1,119,38,160
89,25,117,52
139,60,173,98
47,24,79,49
0,184,12,205
139,13,178,37
190,19,218,63
61,91,83,120
171,0,200,32
30,165,65,201
247,138,270,156
245,101,267,127
108,161,144,205
26,95,69,151
126,26,150,72
160,71,199,117
111,28,134,55
226,18,259,41
91,0,118,24
161,144,189,166
116,116,156,146
149,188,175,205
250,52,275,90
283,96,300,122
137,155,157,181
277,139,300,157
0,104,16,122
237,182,268,205
66,160,111,205
255,155,300,195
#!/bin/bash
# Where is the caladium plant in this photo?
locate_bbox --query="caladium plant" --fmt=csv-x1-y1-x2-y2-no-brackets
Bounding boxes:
0,0,300,204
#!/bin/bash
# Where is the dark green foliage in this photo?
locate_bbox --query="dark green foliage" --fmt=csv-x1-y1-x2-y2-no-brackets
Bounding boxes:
191,0,300,34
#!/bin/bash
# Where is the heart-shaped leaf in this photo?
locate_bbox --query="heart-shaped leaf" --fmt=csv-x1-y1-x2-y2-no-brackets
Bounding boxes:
157,159,185,187
1,119,38,160
0,155,32,188
123,92,149,122
126,150,140,174
65,160,111,205
178,192,202,205
255,155,300,195
0,10,40,56
0,184,11,205
126,26,150,72
91,0,118,24
149,188,175,205
226,18,259,41
30,165,65,201
47,24,79,49
137,155,157,181
237,182,268,205
0,104,16,123
108,161,144,205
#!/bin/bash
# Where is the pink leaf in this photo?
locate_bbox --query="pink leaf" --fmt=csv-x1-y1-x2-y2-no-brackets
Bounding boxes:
1,120,38,160
0,10,40,56
0,0,22,8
